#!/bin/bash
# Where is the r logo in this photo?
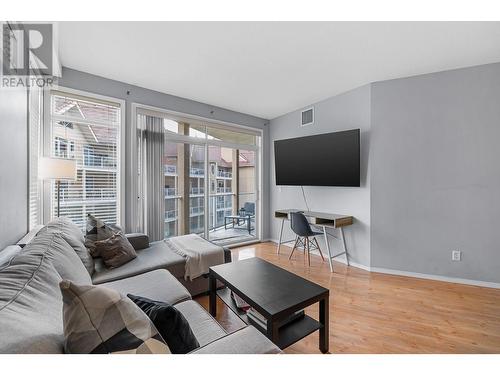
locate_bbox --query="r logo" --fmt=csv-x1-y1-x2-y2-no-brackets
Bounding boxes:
2,23,53,76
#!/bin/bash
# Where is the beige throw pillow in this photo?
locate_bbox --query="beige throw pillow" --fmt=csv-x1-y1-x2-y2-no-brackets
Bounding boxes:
60,280,170,354
94,232,137,269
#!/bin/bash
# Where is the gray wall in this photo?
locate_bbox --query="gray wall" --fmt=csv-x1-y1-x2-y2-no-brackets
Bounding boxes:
371,62,500,283
269,85,371,267
0,87,28,249
58,67,270,236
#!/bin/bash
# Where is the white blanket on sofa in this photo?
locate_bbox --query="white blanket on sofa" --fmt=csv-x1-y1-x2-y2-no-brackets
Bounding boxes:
164,234,224,281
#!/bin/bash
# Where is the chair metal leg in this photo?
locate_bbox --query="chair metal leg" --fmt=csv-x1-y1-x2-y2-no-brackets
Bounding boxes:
306,237,311,267
289,236,299,260
313,237,325,261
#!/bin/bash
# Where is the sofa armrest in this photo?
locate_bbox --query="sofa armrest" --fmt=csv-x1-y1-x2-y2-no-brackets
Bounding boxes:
125,233,150,250
190,326,281,354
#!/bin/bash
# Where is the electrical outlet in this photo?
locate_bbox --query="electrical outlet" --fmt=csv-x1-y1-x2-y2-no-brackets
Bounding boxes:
452,250,461,261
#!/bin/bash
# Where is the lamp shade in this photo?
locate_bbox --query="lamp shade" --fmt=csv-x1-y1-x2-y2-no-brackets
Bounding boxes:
39,157,77,181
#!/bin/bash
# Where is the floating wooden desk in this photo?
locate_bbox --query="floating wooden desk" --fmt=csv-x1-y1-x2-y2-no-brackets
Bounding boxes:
275,209,354,272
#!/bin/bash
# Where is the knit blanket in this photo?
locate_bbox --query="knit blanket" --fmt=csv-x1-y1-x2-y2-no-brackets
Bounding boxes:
164,234,224,281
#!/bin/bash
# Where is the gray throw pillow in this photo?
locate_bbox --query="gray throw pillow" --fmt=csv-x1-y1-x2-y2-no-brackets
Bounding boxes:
84,214,117,257
94,232,137,269
60,280,170,354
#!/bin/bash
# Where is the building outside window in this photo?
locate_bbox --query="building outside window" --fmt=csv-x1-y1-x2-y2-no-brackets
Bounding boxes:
45,90,123,228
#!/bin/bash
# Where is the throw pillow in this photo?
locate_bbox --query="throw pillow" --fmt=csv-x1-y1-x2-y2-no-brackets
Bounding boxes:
84,214,117,256
60,280,170,354
94,232,137,269
128,294,200,354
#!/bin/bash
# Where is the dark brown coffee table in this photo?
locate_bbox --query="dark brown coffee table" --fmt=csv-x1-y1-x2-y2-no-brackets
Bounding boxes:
209,257,329,352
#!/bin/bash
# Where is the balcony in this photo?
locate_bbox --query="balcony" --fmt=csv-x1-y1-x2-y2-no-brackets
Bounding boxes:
165,187,177,197
164,165,205,177
165,210,177,221
83,155,116,169
190,167,205,177
216,187,232,194
164,165,177,175
190,206,204,215
217,170,232,178
190,187,204,195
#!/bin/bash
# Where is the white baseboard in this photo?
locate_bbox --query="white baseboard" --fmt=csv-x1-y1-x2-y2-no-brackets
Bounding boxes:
369,266,500,289
264,239,500,289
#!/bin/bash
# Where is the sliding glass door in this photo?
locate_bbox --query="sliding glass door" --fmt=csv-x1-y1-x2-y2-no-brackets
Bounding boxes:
138,107,260,246
207,146,257,244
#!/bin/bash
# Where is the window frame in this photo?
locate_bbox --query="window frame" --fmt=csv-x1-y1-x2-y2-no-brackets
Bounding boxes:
28,84,43,230
42,86,126,227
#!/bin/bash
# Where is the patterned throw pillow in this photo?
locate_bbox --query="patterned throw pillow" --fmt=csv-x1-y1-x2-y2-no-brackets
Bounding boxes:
94,232,137,269
84,214,117,256
60,280,170,354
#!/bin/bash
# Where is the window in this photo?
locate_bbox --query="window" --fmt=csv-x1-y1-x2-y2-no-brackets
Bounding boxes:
47,91,122,228
137,106,261,245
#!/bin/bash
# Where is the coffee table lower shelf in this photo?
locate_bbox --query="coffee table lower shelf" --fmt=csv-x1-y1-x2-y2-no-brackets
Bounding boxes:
217,288,322,350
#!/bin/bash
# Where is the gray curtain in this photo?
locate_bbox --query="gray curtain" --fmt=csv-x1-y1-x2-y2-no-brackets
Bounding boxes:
140,115,165,241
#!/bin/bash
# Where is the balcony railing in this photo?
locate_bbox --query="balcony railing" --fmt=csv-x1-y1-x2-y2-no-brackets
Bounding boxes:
216,187,232,193
164,165,177,175
190,167,204,177
217,170,232,178
165,210,177,220
164,165,205,177
83,155,116,169
190,187,204,195
164,187,177,197
190,206,204,215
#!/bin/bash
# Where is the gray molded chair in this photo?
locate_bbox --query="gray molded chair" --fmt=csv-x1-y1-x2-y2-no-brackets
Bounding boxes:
289,212,325,266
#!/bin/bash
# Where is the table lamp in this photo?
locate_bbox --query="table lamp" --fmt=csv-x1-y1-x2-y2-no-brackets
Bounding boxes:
39,157,77,217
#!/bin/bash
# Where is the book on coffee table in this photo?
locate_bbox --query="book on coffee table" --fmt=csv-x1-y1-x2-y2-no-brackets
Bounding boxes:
231,291,250,311
247,308,305,331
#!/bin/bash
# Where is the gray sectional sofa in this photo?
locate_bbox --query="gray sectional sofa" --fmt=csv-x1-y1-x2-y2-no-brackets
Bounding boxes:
93,232,232,297
0,217,280,354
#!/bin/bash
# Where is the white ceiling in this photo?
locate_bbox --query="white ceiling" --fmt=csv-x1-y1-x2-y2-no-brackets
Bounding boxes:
58,22,500,119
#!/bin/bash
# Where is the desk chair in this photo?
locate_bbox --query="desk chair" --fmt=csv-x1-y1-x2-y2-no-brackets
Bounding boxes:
289,212,325,266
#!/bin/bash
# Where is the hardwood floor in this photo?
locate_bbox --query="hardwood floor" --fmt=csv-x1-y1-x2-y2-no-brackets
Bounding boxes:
195,242,500,354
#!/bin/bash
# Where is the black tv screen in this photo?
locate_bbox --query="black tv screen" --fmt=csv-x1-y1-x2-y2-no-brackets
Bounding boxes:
274,129,360,187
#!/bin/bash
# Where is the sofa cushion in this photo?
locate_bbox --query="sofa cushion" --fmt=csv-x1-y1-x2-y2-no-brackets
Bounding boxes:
191,326,281,354
39,216,94,276
0,245,65,353
174,300,227,347
92,240,185,284
31,231,92,285
101,269,191,306
60,280,170,354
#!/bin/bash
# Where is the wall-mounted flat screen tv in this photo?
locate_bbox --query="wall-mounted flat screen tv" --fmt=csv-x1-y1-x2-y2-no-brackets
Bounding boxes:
274,129,360,187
